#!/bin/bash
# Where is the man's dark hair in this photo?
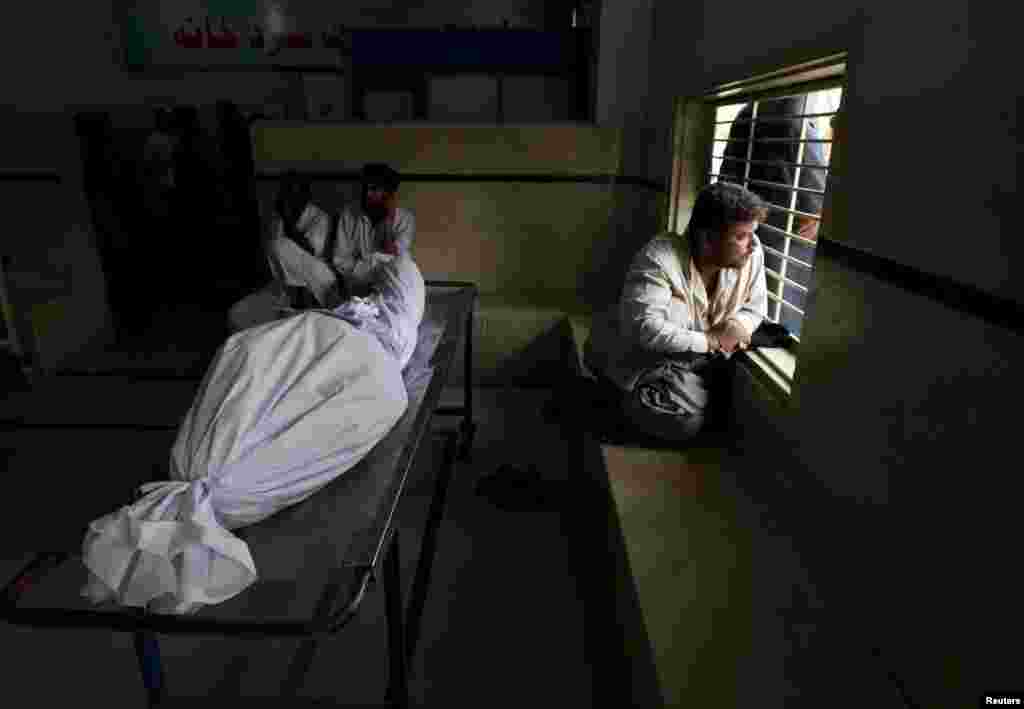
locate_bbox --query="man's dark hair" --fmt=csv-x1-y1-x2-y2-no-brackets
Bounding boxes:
360,163,401,192
686,182,768,253
275,171,313,222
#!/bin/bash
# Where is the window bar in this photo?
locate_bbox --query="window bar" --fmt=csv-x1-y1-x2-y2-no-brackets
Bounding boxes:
766,290,805,316
762,246,814,274
707,173,825,196
777,97,810,324
718,155,832,172
758,221,819,248
712,137,832,145
764,266,809,293
715,110,838,125
766,290,787,316
754,137,832,144
706,175,822,222
742,101,758,189
764,202,820,222
744,101,779,320
746,178,825,196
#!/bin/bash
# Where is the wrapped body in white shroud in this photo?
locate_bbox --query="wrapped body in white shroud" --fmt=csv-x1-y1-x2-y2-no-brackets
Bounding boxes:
81,255,425,614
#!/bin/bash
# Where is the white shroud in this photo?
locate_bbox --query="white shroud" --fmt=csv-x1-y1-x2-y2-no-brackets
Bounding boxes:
81,256,425,614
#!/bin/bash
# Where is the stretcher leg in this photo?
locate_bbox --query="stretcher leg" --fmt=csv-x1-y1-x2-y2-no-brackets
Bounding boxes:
458,419,476,463
134,630,165,707
404,430,458,668
460,304,475,462
384,530,409,709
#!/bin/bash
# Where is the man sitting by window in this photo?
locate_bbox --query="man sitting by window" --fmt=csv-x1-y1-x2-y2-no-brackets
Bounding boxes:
228,163,415,332
584,182,768,443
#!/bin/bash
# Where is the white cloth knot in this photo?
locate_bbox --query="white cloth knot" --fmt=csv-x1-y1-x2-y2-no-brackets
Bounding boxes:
138,478,213,500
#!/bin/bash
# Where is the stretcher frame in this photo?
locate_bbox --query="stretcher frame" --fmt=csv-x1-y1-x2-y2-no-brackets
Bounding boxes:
0,280,478,709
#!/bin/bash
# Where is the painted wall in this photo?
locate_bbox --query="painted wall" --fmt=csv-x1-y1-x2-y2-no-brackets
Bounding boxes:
635,0,1021,705
428,76,499,122
251,122,626,383
502,76,572,122
594,0,654,130
251,123,623,302
591,0,666,316
0,0,583,369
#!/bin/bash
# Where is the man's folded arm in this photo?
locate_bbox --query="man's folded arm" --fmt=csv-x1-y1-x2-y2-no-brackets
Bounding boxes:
392,211,415,253
331,211,360,274
729,245,768,339
620,251,713,354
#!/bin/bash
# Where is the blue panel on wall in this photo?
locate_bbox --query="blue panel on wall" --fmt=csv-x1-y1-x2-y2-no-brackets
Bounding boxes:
352,31,575,69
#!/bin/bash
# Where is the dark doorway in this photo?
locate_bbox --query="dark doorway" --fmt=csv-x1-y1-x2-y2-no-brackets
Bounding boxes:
74,104,266,347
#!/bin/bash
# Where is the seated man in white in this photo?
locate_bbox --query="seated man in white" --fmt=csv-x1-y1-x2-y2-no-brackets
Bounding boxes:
584,182,768,443
228,163,415,331
81,253,426,614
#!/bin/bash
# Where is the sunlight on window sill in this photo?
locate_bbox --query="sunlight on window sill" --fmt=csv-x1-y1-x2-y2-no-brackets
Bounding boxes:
739,346,796,400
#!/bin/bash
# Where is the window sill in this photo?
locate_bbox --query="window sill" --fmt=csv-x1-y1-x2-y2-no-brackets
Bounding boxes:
736,345,796,403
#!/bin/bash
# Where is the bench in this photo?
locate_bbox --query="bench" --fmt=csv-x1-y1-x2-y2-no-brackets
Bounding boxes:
558,314,777,707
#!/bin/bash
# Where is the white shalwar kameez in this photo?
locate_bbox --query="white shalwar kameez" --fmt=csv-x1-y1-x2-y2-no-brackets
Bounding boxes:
228,202,415,333
585,231,767,441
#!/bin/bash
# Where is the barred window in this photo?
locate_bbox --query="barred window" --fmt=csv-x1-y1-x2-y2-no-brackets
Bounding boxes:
707,84,843,340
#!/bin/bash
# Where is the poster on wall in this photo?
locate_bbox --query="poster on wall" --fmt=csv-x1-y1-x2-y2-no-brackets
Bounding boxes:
124,0,350,69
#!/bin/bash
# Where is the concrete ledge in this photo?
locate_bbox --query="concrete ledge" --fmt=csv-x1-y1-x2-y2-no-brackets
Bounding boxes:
557,314,666,707
559,314,759,707
737,347,795,402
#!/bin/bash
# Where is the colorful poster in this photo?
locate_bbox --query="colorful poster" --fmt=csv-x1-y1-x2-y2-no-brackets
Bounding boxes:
124,0,346,68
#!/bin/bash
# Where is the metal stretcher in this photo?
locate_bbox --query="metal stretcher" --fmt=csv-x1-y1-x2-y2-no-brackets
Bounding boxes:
0,281,477,708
